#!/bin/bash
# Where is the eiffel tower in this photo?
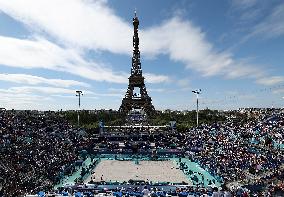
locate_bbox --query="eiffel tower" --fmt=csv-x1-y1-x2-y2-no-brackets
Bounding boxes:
119,12,155,118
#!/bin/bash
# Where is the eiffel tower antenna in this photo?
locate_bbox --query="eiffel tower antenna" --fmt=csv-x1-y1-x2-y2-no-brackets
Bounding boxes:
119,13,155,119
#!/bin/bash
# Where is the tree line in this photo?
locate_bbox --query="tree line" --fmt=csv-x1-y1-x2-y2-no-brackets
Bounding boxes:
63,109,229,130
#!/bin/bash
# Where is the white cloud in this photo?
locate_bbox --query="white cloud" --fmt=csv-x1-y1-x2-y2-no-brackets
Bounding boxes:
108,88,125,93
251,3,284,38
144,73,170,84
225,62,264,79
1,86,93,95
0,35,128,83
273,89,284,94
256,76,284,86
52,94,99,100
0,0,277,85
1,86,123,99
177,78,190,87
231,0,258,10
0,84,124,110
230,0,265,23
0,35,169,84
0,0,132,54
148,88,166,93
0,73,89,87
0,92,50,104
0,90,53,110
0,0,257,78
142,17,262,79
93,92,122,97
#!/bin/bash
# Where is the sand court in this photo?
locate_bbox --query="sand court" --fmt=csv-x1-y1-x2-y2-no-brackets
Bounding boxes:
85,160,191,184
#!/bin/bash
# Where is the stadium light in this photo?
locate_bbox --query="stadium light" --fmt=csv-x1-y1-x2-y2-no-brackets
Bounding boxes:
76,90,83,126
192,89,201,127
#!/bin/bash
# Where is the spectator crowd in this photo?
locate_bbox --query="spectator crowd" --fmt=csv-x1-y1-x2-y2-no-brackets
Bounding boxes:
0,110,93,196
0,108,284,196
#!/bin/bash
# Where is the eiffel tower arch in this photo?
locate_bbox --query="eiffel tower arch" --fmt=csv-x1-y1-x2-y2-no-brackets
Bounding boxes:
119,12,155,118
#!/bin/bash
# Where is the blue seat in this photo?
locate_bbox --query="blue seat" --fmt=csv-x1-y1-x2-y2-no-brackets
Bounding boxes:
75,192,82,197
113,192,123,197
38,191,45,197
178,192,188,197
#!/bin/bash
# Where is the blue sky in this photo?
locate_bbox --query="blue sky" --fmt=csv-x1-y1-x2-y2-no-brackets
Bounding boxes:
0,0,283,110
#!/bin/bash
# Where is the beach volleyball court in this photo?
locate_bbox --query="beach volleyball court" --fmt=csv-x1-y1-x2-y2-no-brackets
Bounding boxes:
85,160,191,184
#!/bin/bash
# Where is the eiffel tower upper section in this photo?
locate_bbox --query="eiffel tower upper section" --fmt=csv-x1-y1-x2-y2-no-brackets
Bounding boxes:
119,12,155,117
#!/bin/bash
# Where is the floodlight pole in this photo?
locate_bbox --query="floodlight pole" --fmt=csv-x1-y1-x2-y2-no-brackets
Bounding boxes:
192,89,201,127
76,90,83,127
